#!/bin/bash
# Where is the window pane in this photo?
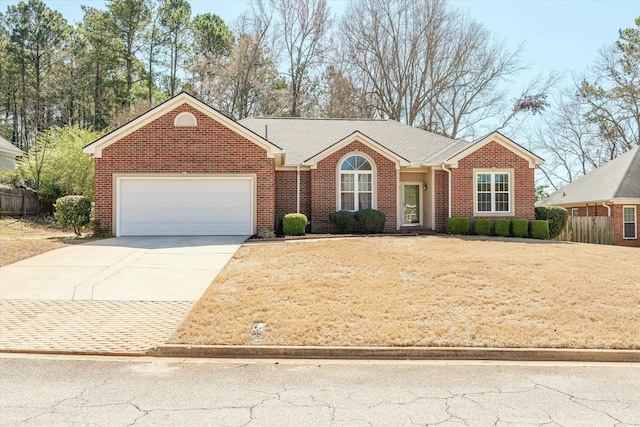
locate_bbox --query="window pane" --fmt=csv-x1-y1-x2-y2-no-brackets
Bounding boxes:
477,193,491,211
495,173,509,192
359,193,372,210
341,155,372,171
341,174,354,191
477,174,491,192
624,222,636,239
341,193,354,211
358,173,372,191
495,193,509,211
623,207,635,222
341,157,356,170
355,156,372,170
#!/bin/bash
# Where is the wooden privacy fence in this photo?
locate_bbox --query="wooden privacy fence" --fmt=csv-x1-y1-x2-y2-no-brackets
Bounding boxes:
0,188,39,216
555,216,614,245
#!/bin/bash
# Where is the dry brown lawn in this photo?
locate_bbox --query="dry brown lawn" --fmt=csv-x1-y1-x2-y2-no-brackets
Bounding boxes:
0,217,91,266
172,236,640,349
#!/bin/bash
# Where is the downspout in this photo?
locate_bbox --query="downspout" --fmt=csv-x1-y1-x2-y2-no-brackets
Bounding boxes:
441,162,452,218
602,202,611,217
296,165,300,214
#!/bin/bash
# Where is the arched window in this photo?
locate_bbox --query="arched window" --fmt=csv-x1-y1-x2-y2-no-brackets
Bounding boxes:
339,155,373,211
174,112,197,127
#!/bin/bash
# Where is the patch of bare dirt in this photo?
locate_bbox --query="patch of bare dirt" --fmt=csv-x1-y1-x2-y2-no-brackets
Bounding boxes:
0,217,93,266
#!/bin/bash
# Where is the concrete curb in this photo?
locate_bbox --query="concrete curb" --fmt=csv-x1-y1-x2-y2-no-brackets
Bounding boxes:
148,345,640,363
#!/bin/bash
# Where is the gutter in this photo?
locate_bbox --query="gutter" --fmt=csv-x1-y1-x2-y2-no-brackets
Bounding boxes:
602,202,611,217
441,163,452,218
296,165,301,213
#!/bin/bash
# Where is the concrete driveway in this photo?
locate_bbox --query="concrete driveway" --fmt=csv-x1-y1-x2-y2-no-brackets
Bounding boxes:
0,236,245,355
0,236,245,301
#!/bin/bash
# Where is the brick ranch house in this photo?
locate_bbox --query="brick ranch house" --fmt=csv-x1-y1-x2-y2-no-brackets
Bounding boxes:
537,145,639,247
83,92,544,237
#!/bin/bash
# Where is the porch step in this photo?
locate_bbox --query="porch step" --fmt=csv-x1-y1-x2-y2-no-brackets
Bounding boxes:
398,227,436,235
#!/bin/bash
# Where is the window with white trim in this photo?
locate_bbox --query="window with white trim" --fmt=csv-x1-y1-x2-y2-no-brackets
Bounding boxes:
475,171,511,214
623,206,637,239
572,208,579,217
339,155,373,211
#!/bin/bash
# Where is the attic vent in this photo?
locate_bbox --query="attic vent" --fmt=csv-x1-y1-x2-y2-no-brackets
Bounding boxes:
174,112,197,127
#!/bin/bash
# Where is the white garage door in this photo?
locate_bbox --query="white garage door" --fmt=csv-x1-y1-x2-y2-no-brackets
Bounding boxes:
117,177,252,236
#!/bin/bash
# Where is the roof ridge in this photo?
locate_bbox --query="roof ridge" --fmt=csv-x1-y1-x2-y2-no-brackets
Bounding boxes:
247,116,388,122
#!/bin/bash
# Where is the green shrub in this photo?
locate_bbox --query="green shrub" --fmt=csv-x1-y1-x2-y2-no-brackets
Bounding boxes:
529,220,550,239
54,195,92,236
510,219,529,238
445,216,470,234
355,209,386,233
493,219,510,237
535,206,568,239
282,213,307,236
329,211,356,233
473,218,491,236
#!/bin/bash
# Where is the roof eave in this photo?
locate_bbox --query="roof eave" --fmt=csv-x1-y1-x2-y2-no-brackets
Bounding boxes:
83,92,283,158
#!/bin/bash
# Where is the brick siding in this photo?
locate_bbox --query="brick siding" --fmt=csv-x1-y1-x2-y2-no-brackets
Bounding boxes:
274,170,311,233
94,103,275,234
310,141,398,233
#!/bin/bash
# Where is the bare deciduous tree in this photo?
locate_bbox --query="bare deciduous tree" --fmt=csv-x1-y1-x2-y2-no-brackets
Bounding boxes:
266,0,332,117
338,0,530,139
189,10,286,120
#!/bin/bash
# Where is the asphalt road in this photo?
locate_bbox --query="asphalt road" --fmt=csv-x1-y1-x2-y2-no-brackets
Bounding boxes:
1,355,639,426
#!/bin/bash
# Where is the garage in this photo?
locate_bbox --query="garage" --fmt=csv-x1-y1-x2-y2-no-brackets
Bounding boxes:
116,177,253,236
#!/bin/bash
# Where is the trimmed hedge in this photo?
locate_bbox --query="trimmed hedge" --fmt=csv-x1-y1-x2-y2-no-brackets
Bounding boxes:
329,211,356,233
493,219,510,237
54,195,92,236
445,216,469,235
283,213,307,236
473,218,491,236
355,209,386,233
510,219,529,238
529,220,550,239
535,206,568,239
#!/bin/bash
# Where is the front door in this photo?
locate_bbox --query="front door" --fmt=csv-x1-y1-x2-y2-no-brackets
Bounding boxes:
403,184,421,225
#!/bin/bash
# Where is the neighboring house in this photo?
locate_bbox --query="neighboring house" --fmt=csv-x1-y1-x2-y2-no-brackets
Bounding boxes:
537,146,640,247
83,92,543,237
0,136,23,171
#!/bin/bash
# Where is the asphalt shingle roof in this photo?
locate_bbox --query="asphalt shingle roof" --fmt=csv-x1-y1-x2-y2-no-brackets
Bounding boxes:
538,145,640,206
239,117,469,166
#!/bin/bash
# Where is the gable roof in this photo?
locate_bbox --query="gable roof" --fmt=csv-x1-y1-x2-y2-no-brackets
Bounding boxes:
539,145,640,206
83,92,283,158
303,131,411,168
239,117,541,168
0,136,23,157
443,131,544,168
